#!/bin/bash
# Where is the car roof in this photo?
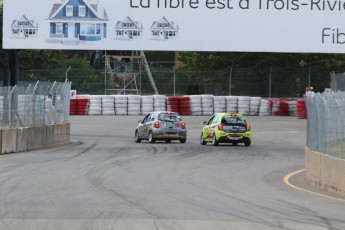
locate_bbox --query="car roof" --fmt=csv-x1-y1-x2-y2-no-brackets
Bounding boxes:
214,113,245,118
151,111,181,115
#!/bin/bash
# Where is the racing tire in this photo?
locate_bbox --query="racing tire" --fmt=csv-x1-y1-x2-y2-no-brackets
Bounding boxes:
200,133,207,145
135,131,141,143
180,138,186,143
149,131,155,143
244,140,251,146
212,134,219,146
232,142,238,146
166,140,172,143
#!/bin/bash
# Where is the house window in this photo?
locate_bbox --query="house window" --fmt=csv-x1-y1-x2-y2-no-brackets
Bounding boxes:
19,21,28,26
87,24,95,34
79,6,86,17
96,24,101,34
56,23,63,34
152,31,159,36
80,23,101,35
66,6,73,17
158,23,168,28
117,31,123,36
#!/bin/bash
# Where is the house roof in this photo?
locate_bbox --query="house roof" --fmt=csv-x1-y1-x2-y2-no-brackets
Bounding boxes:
48,0,108,21
11,15,39,28
115,16,143,29
151,17,179,30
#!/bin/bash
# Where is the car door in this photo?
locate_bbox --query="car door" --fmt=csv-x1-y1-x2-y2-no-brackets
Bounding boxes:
203,115,215,139
143,113,156,137
138,113,151,138
208,115,219,137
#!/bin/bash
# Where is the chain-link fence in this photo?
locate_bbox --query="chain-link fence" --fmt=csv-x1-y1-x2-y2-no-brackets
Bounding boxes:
0,81,71,128
305,91,345,159
19,66,331,97
331,72,345,91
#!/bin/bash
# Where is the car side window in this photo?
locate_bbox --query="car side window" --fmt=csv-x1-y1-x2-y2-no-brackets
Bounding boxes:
150,113,156,121
207,115,215,125
142,113,151,123
212,115,218,124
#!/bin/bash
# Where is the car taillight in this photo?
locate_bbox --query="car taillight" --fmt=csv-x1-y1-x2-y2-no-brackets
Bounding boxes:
154,121,159,128
246,125,250,131
181,122,186,129
218,124,223,130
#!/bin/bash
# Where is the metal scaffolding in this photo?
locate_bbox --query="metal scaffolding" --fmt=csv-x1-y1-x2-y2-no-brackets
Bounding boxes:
105,51,158,95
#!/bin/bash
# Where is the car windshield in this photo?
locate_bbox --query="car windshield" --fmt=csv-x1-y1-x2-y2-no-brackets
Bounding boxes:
222,116,246,125
158,113,181,122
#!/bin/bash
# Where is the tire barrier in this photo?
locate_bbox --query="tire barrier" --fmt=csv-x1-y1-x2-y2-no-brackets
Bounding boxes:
272,100,289,116
69,94,305,118
101,95,115,115
249,97,261,116
297,99,307,119
213,96,226,113
166,96,180,113
201,94,214,116
153,95,166,112
238,96,250,115
287,100,297,116
115,95,128,115
70,99,77,115
76,98,90,115
127,95,141,116
141,95,154,115
179,96,191,116
189,95,202,116
226,96,238,113
88,95,102,115
258,99,272,116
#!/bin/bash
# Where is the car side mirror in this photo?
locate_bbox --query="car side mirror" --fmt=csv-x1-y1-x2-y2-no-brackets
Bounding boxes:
203,121,207,125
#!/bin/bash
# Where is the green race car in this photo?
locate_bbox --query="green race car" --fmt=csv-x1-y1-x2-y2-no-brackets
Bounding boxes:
200,113,252,146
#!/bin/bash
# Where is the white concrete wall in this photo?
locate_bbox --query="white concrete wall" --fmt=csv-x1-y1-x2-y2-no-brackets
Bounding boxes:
0,123,70,155
305,147,345,195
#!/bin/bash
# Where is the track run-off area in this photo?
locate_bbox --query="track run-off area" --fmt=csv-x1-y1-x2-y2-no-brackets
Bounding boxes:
0,116,345,230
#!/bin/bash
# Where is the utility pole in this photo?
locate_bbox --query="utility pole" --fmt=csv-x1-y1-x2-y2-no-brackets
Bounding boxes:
3,50,18,86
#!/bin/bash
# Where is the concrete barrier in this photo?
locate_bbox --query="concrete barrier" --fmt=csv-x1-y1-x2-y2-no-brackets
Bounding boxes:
305,147,345,195
1,122,70,155
2,128,17,154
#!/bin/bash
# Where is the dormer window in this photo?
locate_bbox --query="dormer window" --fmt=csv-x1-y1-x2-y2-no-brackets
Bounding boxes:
79,6,86,17
66,5,73,17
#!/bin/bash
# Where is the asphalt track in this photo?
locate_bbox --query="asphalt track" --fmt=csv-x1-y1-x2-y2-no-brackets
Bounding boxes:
0,115,345,230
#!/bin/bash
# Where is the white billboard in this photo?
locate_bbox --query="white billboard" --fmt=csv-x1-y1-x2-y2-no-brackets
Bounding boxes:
3,0,345,53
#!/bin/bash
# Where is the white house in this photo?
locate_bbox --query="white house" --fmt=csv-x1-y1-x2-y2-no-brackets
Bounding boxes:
47,0,108,44
11,15,39,38
115,16,143,40
151,17,179,40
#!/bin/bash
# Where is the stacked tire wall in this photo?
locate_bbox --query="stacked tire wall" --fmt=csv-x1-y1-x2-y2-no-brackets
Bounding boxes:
69,95,307,118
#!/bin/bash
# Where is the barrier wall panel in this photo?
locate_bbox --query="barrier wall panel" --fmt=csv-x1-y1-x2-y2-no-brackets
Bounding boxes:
17,127,28,152
2,128,17,153
305,148,345,196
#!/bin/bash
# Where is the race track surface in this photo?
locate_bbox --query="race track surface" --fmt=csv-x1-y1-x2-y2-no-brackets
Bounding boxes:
0,116,344,230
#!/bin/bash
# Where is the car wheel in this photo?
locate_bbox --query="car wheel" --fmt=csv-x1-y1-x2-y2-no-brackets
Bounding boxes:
135,130,141,143
180,138,186,143
200,133,206,145
212,134,219,146
232,142,238,146
244,140,251,146
166,139,171,143
148,131,155,143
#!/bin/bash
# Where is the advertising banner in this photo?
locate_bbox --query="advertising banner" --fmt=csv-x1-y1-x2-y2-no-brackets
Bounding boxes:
3,0,345,53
